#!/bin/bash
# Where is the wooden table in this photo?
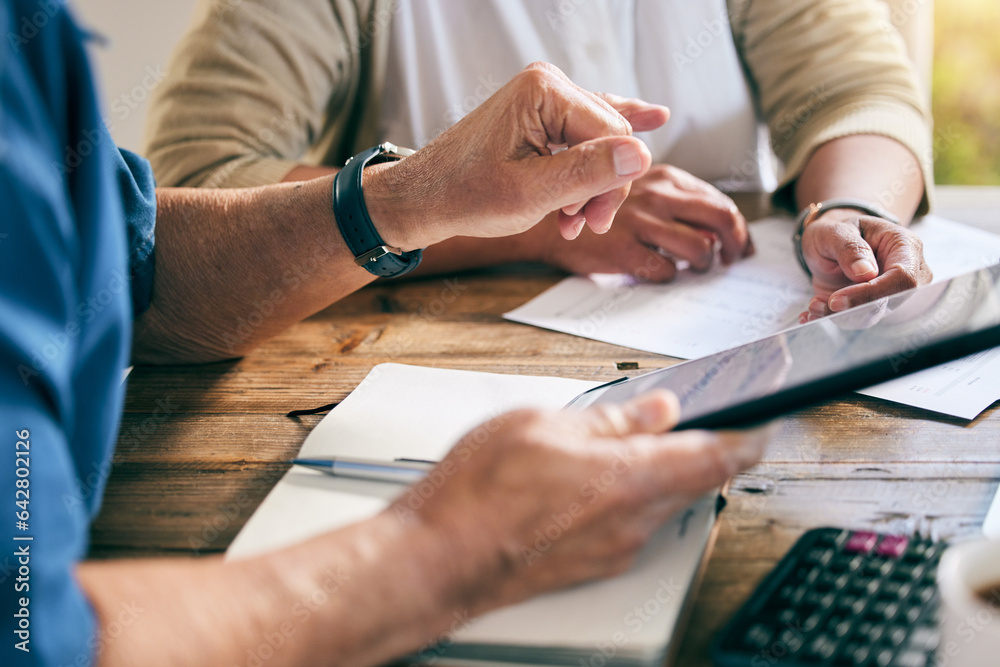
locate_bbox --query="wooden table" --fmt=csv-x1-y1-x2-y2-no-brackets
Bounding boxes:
89,186,1000,665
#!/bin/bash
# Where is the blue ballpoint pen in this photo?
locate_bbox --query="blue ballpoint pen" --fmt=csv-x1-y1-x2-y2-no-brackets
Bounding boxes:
289,456,434,484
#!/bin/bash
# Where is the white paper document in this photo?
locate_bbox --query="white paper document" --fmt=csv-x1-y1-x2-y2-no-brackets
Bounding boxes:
229,364,720,666
857,347,1000,420
505,216,1000,419
505,217,812,360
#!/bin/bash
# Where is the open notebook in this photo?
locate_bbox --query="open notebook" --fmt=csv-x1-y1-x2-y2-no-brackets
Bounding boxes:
228,364,721,666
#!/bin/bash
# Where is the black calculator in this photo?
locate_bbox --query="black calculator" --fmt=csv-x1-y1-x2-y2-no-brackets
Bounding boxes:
712,527,945,667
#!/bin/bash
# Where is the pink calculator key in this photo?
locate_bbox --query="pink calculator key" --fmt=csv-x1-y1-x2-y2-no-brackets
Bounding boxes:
845,531,879,553
876,535,910,558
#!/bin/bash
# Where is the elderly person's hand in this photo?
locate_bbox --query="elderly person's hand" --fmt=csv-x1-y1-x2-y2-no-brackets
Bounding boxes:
363,62,670,251
528,164,754,282
394,390,769,614
799,210,932,323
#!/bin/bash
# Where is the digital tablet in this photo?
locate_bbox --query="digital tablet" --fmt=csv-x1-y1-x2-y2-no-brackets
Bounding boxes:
568,262,1000,429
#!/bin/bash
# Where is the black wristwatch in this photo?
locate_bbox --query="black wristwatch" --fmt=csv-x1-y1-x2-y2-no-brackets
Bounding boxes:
792,198,899,276
332,142,422,278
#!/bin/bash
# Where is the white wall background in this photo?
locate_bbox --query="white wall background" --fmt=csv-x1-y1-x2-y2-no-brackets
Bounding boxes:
71,0,201,152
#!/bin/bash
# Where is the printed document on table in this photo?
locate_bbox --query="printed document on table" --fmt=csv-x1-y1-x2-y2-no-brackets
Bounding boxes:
857,347,1000,420
505,216,1000,419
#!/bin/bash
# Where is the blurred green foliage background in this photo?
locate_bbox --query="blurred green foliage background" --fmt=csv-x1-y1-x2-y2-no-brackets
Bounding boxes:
933,0,1000,184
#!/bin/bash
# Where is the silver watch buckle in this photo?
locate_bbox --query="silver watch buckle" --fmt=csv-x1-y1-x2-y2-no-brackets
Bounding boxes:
354,245,404,266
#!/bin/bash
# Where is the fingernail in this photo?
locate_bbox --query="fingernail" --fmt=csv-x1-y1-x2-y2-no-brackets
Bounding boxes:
573,216,587,237
851,259,877,277
830,295,850,311
613,143,643,177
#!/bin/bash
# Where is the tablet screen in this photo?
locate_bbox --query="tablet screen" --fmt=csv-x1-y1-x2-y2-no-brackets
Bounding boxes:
574,263,1000,429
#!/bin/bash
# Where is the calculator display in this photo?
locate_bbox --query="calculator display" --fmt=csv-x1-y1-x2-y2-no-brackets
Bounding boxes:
580,263,1000,429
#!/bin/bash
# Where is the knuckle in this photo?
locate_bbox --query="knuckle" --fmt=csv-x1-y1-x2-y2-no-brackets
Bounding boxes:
566,143,600,187
896,268,919,290
506,409,553,442
649,164,671,179
523,61,558,80
841,239,870,258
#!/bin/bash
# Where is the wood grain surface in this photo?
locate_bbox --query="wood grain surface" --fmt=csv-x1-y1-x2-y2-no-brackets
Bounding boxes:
88,189,1000,666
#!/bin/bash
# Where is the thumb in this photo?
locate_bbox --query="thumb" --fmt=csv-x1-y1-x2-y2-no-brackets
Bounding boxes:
579,390,680,438
830,222,880,283
526,136,651,214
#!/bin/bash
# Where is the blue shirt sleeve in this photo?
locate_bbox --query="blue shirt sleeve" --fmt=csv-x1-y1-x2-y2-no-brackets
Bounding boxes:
1,1,140,664
118,148,157,317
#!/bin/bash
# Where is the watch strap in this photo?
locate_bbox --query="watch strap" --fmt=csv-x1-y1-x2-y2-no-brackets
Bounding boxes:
792,198,899,276
333,143,422,278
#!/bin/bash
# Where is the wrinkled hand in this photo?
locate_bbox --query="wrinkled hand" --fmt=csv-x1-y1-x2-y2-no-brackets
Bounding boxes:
394,391,769,613
535,164,753,281
365,62,670,250
800,211,932,322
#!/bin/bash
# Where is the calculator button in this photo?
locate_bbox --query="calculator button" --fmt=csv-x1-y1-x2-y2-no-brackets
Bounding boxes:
743,622,775,649
829,616,853,638
881,581,904,598
886,625,908,646
777,607,797,625
805,590,838,608
870,600,900,620
874,646,895,666
777,627,805,653
803,633,839,660
876,535,909,558
865,623,887,643
846,531,880,553
803,611,824,632
893,649,929,667
806,546,835,567
847,642,872,664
